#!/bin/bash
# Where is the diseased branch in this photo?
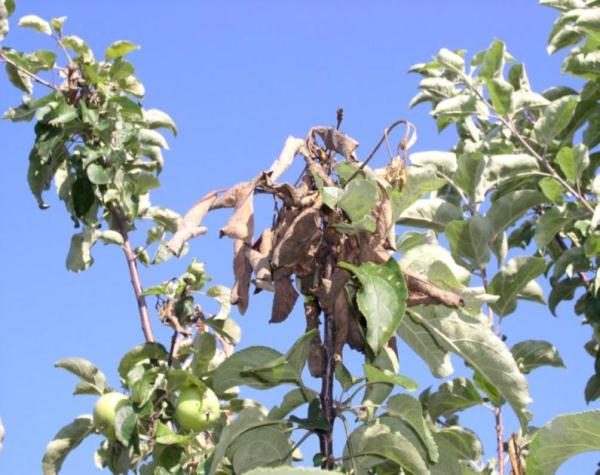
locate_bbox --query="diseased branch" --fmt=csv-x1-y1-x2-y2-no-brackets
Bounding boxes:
110,204,156,343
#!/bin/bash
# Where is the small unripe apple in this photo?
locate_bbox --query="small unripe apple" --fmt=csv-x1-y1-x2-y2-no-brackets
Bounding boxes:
175,387,220,432
93,392,128,439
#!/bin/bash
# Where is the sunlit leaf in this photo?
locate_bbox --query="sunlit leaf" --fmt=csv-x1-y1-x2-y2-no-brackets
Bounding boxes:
526,410,600,475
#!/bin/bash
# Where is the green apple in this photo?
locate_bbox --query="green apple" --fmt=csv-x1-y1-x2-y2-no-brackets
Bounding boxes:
93,392,128,438
175,387,220,432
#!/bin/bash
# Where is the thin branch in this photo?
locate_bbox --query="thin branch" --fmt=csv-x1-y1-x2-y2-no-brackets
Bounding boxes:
110,204,156,342
346,119,415,184
0,51,58,90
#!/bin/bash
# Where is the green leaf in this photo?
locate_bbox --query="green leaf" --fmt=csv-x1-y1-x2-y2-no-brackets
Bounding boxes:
114,404,137,446
42,416,94,475
397,312,453,378
61,35,93,60
143,108,177,135
486,78,513,116
445,216,493,268
117,342,168,380
362,347,398,410
208,407,286,475
426,377,484,420
18,14,51,34
431,426,483,475
488,256,546,316
585,375,600,403
212,347,296,393
433,93,484,117
397,198,463,231
437,48,465,71
410,151,457,176
481,154,540,195
364,364,418,391
105,40,140,60
268,388,318,420
386,394,439,463
534,207,571,248
343,423,429,475
139,128,169,150
539,177,564,203
5,63,33,93
479,40,505,79
0,0,9,40
534,95,579,144
339,258,408,355
154,422,193,446
86,163,110,185
555,144,589,184
54,358,108,395
66,228,96,272
408,305,531,429
244,468,336,475
229,425,292,474
511,340,565,374
50,16,67,36
487,191,547,240
338,177,379,223
526,410,600,475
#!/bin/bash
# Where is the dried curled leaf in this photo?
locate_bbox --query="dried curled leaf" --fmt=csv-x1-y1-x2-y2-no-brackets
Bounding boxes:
219,181,257,243
231,239,252,315
167,192,217,254
308,126,359,161
266,136,306,183
270,268,299,323
272,206,322,270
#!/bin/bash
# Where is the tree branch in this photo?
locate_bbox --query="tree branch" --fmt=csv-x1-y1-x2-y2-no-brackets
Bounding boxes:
0,51,58,90
110,204,156,343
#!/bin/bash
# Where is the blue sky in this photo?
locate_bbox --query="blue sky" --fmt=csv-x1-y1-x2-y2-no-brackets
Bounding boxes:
0,1,598,473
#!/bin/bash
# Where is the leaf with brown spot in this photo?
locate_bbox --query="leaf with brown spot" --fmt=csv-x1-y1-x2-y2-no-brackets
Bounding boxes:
231,239,252,315
308,126,359,161
270,268,299,323
272,207,322,269
167,191,217,254
220,181,257,243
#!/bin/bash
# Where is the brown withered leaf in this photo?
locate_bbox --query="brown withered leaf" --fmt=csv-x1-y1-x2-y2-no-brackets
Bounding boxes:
272,206,322,269
167,191,218,255
333,289,349,360
219,181,256,243
231,239,252,315
305,300,324,377
247,248,274,292
373,191,396,251
405,272,463,308
266,136,306,183
346,303,365,352
270,268,299,323
308,338,325,377
308,126,359,161
247,229,275,292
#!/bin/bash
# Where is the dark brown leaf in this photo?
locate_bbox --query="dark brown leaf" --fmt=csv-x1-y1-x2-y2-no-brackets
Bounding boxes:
308,338,325,378
270,268,299,323
272,207,322,269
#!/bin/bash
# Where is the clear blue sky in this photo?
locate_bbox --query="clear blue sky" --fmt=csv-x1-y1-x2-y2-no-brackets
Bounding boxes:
0,1,597,473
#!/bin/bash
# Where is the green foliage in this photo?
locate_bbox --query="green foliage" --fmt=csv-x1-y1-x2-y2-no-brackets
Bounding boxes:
4,0,600,473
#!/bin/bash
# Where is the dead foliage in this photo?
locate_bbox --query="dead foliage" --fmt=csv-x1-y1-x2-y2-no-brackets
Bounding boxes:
169,122,463,362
